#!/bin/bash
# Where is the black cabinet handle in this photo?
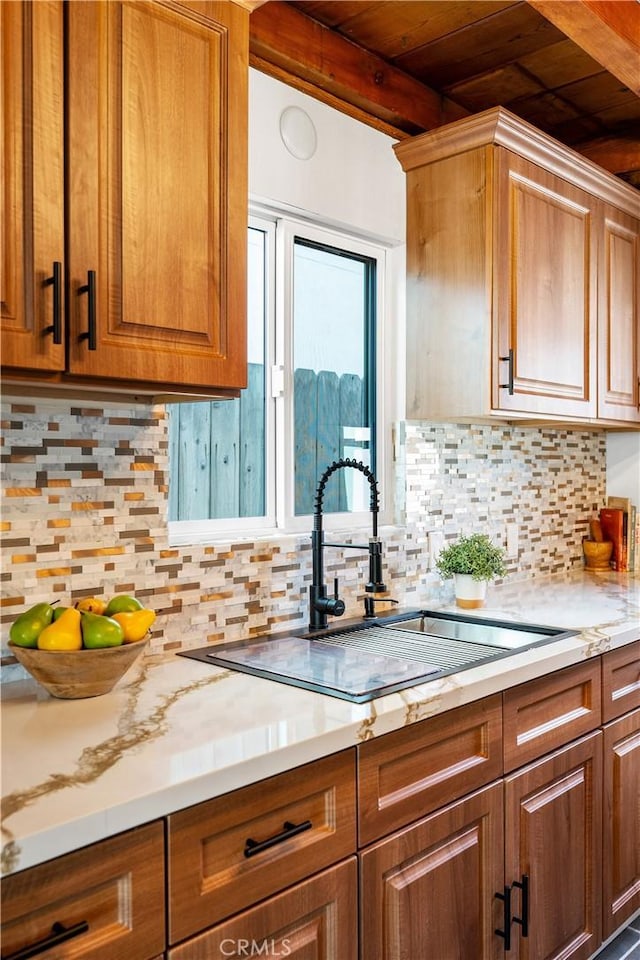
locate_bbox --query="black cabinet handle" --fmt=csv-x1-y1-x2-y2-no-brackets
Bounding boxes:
78,270,97,350
43,261,62,344
495,884,512,950
513,874,529,937
2,920,89,960
244,819,312,858
499,348,514,394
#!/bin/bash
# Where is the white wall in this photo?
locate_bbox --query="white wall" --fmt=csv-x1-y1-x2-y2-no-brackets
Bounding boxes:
249,69,405,243
607,433,640,503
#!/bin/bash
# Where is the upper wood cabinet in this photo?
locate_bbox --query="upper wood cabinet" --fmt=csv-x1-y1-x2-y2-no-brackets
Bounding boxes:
1,0,248,399
493,150,598,420
598,205,640,422
394,107,640,427
1,1,65,372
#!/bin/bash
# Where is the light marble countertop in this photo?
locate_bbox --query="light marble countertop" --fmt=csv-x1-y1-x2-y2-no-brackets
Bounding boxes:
2,569,638,878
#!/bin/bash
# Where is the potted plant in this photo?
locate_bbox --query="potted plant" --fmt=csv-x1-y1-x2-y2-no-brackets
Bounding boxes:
435,533,507,608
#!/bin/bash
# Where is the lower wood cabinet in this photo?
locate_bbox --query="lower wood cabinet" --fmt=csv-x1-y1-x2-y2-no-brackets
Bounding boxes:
360,780,504,960
0,821,165,960
168,858,358,960
360,730,606,960
603,707,640,939
505,731,603,960
2,650,638,960
166,749,356,944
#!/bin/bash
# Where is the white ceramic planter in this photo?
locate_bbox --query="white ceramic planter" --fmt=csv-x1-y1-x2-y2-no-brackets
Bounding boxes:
454,574,488,609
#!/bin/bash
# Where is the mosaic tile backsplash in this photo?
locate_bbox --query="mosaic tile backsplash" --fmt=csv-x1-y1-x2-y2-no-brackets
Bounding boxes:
1,397,606,671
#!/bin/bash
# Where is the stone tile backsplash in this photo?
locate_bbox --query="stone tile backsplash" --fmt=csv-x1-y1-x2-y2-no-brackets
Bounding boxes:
1,397,605,668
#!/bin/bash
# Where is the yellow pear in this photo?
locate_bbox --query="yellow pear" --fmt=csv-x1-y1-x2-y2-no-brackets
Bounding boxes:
37,607,82,651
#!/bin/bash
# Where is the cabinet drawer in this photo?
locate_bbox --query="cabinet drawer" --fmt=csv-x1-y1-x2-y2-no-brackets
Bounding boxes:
602,641,640,723
503,660,601,772
167,749,356,944
168,858,357,960
358,694,503,845
0,822,165,960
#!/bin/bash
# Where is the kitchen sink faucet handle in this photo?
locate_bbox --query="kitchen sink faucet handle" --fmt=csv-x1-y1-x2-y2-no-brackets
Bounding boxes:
363,595,399,619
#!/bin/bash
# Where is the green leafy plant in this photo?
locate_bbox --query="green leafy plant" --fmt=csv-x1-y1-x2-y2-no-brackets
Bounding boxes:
436,533,507,582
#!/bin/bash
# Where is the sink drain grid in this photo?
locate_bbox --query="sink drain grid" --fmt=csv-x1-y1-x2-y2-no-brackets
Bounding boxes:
316,625,504,670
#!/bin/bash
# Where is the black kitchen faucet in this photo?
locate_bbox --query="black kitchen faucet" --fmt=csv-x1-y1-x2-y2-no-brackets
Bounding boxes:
308,458,386,631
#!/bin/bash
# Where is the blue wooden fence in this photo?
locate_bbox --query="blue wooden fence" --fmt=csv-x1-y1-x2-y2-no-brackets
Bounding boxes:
168,366,366,521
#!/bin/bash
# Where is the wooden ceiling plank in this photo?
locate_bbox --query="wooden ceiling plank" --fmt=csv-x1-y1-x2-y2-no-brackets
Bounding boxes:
526,0,640,95
310,0,520,61
445,63,544,112
517,37,604,88
575,134,640,174
287,0,379,30
395,3,565,88
249,0,468,132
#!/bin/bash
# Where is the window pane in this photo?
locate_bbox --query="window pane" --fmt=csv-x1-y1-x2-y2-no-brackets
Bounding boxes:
167,227,266,521
293,238,375,516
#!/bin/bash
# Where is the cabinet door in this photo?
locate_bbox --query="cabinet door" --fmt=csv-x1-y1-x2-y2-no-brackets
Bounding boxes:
493,149,597,419
603,708,640,939
504,731,602,960
598,205,640,422
67,0,248,391
168,859,357,960
360,781,504,960
1,0,65,372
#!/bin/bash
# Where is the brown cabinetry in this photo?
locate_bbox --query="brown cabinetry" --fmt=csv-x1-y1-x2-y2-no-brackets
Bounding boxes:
168,858,358,960
602,640,640,723
358,693,502,845
167,748,357,944
394,107,640,427
503,659,601,772
1,0,248,399
0,822,165,960
360,781,504,960
598,207,640,422
3,648,638,960
602,707,640,939
493,150,598,420
0,1,65,372
504,732,603,960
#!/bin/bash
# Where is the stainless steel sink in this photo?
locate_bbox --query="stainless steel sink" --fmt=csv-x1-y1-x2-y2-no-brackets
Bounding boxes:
179,610,578,703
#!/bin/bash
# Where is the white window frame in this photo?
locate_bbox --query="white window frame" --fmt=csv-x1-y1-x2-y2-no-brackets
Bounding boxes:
168,203,398,547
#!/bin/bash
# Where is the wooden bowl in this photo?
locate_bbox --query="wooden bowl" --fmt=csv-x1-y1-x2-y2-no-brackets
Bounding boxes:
9,639,148,699
582,539,613,571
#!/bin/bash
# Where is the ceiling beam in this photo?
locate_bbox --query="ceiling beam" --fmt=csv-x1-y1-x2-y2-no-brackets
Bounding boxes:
249,1,468,135
526,0,640,95
574,134,640,175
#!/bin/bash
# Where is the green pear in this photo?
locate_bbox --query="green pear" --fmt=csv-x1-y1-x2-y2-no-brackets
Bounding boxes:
9,602,55,648
81,612,125,648
104,594,143,616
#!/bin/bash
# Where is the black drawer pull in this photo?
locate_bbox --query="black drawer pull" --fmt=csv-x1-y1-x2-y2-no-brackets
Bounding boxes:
43,261,62,344
2,920,89,960
495,884,512,950
244,819,312,858
513,874,529,937
499,347,514,394
78,270,97,350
